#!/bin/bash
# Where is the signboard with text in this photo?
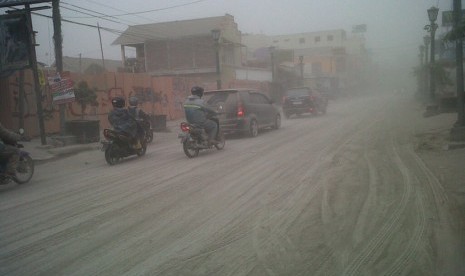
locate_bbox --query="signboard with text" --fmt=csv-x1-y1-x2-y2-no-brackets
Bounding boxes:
48,75,75,105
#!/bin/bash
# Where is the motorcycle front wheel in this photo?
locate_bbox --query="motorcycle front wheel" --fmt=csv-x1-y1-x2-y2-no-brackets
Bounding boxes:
105,144,121,165
183,140,199,158
13,155,34,184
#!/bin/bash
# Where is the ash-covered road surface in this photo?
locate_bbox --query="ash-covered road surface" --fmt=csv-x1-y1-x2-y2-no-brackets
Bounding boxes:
1,92,463,275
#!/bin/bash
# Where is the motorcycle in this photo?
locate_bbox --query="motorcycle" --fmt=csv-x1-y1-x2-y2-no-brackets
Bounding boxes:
101,128,147,165
0,130,34,185
178,116,225,158
138,118,153,143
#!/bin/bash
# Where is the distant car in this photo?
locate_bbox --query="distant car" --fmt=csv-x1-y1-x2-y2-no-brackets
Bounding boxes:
282,87,328,118
203,88,281,137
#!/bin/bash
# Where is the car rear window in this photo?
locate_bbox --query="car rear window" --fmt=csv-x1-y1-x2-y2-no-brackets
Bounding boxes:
285,88,311,97
204,91,237,112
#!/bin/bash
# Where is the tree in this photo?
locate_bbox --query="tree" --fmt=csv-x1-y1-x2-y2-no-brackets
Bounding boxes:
84,63,105,75
74,81,98,119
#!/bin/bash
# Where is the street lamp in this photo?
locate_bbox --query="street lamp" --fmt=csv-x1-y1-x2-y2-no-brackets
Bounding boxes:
299,55,304,85
211,29,221,89
423,35,430,64
424,6,439,101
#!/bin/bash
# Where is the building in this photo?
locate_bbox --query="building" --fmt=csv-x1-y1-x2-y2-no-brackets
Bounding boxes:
242,30,369,94
112,14,243,88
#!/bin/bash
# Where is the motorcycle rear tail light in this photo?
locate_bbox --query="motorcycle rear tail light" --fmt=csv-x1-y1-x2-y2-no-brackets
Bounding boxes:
180,122,190,132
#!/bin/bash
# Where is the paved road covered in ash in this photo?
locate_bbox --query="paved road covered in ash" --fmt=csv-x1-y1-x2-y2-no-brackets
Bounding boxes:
1,93,463,275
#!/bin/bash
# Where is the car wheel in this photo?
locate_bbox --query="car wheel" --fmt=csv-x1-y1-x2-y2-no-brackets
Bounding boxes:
273,114,281,129
248,119,259,137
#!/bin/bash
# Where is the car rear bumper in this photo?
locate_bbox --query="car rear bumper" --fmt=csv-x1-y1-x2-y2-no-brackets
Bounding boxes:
220,118,249,134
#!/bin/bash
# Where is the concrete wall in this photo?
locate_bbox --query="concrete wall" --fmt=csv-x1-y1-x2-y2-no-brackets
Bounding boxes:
0,69,270,137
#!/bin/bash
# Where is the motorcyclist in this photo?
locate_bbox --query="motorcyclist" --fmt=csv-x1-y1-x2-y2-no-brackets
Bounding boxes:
108,96,141,149
183,86,219,144
0,122,22,177
128,96,150,141
128,96,150,121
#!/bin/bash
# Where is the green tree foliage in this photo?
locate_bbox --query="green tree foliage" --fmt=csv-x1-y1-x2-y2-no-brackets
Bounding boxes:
74,81,98,119
84,63,105,75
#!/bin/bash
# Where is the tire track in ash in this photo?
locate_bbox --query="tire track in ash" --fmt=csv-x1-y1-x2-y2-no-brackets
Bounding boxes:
344,120,426,275
251,109,385,275
342,132,414,276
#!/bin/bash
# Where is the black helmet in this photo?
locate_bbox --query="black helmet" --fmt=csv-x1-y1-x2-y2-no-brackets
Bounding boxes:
129,96,138,106
111,96,125,108
191,86,204,98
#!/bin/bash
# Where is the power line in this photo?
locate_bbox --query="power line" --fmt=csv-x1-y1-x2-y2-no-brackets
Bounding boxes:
69,0,210,18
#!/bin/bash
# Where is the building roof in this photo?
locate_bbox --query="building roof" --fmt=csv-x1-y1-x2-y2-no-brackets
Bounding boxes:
112,15,230,45
50,56,122,73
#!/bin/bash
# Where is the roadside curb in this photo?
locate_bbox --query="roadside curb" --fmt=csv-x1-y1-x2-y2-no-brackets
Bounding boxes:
33,144,100,164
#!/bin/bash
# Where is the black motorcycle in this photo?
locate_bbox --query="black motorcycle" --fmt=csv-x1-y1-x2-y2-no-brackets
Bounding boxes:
178,116,225,158
0,130,34,185
101,128,147,165
138,119,153,143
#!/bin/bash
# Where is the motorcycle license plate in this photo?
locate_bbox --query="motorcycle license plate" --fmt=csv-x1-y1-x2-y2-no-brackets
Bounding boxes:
292,101,302,105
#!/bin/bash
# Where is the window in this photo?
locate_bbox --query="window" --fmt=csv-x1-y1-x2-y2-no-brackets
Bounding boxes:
314,36,321,43
299,38,305,44
327,35,334,41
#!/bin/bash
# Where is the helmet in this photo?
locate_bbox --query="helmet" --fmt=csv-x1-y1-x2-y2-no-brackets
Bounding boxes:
191,86,204,98
111,97,125,108
129,96,138,106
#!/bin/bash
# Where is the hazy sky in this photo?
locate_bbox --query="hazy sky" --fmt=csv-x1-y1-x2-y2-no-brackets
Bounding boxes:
0,0,456,72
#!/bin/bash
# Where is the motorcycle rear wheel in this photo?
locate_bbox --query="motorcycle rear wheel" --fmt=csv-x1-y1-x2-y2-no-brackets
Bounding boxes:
105,145,121,165
215,130,226,150
183,141,199,158
146,131,153,143
136,141,147,156
13,155,34,184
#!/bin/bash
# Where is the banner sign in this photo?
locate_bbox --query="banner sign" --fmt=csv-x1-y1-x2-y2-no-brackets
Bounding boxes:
442,10,465,27
48,74,75,105
0,13,30,73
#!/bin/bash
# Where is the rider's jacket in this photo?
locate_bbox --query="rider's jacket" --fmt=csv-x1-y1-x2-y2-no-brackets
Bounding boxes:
0,122,21,150
128,106,149,121
108,108,138,137
183,95,216,125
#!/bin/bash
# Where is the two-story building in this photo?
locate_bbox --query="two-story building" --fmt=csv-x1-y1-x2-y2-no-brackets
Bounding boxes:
112,14,242,89
242,30,368,94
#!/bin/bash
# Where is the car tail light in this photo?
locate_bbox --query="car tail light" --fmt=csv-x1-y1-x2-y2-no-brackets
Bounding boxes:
180,122,190,132
237,103,245,117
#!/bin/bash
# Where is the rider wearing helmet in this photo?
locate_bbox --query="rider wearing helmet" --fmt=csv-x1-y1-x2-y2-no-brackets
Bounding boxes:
108,96,141,149
183,86,219,144
128,96,149,121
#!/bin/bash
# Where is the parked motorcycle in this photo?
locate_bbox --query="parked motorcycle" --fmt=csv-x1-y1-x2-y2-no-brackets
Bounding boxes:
101,128,147,165
0,130,34,185
178,116,225,158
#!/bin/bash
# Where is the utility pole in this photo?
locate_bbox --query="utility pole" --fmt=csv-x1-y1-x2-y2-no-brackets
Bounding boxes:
52,0,65,135
26,4,47,144
97,22,106,70
451,0,465,140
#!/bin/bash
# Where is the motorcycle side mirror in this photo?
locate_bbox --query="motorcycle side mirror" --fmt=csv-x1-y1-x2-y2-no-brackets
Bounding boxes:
19,128,25,135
